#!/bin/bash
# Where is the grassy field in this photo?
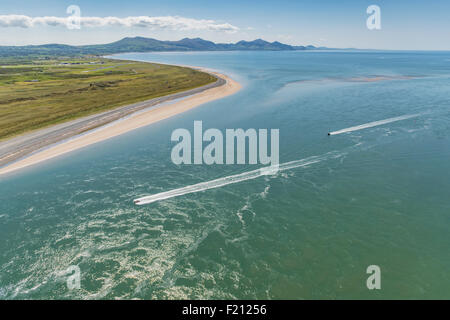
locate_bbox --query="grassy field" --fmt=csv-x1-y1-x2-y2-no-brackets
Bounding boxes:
0,57,216,140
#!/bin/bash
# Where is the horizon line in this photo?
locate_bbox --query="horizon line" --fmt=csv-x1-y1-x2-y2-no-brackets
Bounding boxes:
1,36,450,52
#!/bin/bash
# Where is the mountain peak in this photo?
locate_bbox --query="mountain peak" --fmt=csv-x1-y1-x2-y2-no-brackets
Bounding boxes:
0,36,326,57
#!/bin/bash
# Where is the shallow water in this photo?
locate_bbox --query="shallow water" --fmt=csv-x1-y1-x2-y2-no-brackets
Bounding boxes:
1,51,449,299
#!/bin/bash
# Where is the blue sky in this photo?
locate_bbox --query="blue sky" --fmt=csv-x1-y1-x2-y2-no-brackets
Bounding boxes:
0,0,449,50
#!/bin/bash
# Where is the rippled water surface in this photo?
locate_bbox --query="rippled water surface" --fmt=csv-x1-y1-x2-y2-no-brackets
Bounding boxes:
1,51,449,299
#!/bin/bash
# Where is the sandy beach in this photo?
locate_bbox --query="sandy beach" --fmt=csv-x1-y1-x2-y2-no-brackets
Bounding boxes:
0,68,241,176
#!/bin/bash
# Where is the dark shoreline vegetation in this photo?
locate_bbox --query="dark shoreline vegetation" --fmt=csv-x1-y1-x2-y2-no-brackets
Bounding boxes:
0,37,323,60
0,57,216,140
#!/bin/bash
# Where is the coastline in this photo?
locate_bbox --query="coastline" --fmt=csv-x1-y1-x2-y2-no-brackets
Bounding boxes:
0,67,241,176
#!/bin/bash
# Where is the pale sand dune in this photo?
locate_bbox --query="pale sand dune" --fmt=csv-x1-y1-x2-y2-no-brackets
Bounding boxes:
0,70,241,175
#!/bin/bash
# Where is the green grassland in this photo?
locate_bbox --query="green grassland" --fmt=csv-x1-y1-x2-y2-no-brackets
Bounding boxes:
0,57,216,140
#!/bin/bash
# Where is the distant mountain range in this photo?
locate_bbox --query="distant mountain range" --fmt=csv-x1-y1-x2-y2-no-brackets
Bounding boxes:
0,37,328,57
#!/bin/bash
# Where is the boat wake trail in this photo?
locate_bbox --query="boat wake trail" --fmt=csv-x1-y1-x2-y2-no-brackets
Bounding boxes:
328,113,422,136
134,151,344,205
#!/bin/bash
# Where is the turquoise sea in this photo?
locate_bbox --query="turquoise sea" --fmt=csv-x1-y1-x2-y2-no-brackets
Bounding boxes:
0,51,449,299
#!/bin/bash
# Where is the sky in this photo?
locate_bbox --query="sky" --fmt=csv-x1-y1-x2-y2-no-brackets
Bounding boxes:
0,0,449,50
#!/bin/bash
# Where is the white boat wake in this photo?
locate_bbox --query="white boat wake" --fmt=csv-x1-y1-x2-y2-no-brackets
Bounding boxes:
134,151,344,205
328,113,422,136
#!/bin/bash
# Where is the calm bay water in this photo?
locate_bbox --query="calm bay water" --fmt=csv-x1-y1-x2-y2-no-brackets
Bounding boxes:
0,51,449,299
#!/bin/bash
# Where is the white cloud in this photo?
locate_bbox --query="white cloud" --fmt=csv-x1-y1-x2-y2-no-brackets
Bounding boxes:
0,15,239,32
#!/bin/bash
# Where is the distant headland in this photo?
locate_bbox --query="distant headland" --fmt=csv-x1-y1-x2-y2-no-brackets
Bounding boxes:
0,37,331,57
